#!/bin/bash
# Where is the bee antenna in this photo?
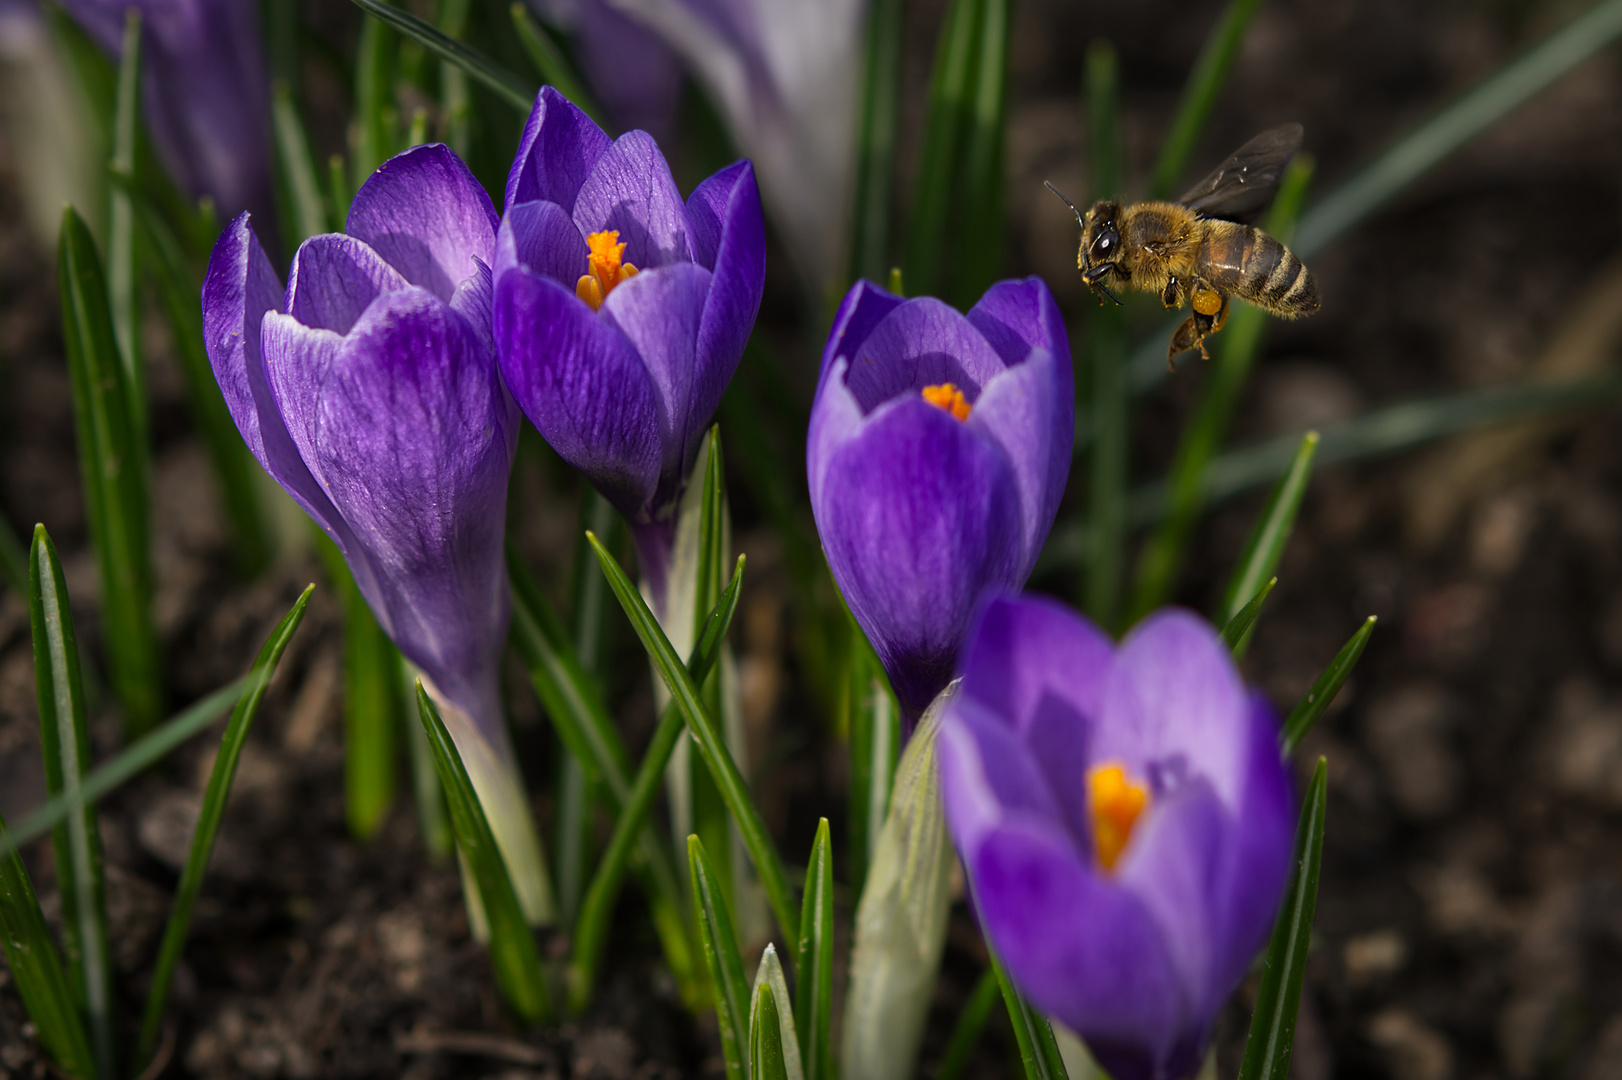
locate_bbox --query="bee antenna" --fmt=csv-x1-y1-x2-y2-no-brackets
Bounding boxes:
1044,181,1084,225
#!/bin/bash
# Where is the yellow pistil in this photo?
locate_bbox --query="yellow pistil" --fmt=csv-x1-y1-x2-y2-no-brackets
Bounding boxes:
921,382,972,421
576,230,640,311
1087,762,1150,873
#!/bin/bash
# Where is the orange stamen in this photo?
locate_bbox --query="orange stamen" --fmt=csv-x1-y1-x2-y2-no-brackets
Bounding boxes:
576,230,640,311
1087,762,1150,873
921,382,972,421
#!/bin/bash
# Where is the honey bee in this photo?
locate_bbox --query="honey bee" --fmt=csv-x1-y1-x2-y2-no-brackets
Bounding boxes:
1047,123,1320,369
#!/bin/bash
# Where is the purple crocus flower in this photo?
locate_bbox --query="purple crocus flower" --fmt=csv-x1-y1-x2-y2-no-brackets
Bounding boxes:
807,278,1073,719
938,596,1296,1080
492,86,765,610
201,142,552,921
60,0,272,220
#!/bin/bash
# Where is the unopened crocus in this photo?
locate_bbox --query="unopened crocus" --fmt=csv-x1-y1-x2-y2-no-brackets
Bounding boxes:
589,0,866,290
937,596,1296,1080
202,142,552,922
492,86,765,612
807,278,1073,719
61,0,272,220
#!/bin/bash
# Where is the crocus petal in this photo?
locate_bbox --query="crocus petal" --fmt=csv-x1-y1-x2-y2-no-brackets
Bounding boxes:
260,310,345,497
346,142,499,303
284,233,410,334
449,257,496,356
969,821,1190,1080
494,268,662,515
506,84,612,214
598,261,714,494
1115,779,1228,1018
805,358,866,510
966,276,1070,369
957,595,1113,847
817,279,906,396
818,398,1022,714
1207,694,1295,994
495,199,591,289
938,700,1066,854
965,347,1073,576
572,129,691,270
203,216,372,595
692,161,765,439
839,298,1009,415
1098,610,1252,809
312,288,515,737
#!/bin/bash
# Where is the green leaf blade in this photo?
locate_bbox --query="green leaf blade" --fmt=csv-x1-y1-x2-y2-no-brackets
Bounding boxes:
414,684,550,1023
28,526,115,1080
1282,617,1376,756
795,818,834,1080
349,0,535,114
59,204,163,736
1147,0,1266,199
950,0,1010,307
1237,757,1327,1080
902,0,982,298
587,531,800,944
690,834,750,1080
935,969,1001,1080
1220,432,1319,627
1219,576,1277,657
990,945,1068,1080
0,812,98,1080
848,0,903,283
509,3,609,129
138,586,316,1064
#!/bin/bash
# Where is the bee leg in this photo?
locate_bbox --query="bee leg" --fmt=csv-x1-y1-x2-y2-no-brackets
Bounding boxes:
1168,316,1204,370
1161,275,1181,309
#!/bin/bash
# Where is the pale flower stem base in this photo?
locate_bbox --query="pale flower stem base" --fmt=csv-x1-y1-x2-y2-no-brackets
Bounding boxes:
418,672,556,927
840,685,958,1080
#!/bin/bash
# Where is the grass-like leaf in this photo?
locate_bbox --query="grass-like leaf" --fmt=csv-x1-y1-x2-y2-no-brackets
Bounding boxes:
750,944,805,1080
950,0,1010,307
1236,757,1327,1080
1282,618,1377,756
108,9,144,454
349,0,535,114
902,0,981,298
29,526,114,1080
846,621,898,901
353,14,396,183
272,80,329,245
751,977,790,1080
690,834,750,1079
848,0,903,283
438,0,472,157
587,531,800,943
1219,577,1276,657
59,204,162,736
1083,39,1128,631
1125,155,1313,624
1219,432,1319,627
415,684,550,1023
935,969,1001,1080
0,679,248,861
509,3,607,128
795,818,834,1080
1147,0,1266,199
400,653,453,860
990,944,1069,1080
567,557,745,1012
0,812,97,1080
138,586,315,1064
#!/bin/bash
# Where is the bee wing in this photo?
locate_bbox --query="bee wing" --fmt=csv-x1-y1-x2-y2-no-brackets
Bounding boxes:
1176,122,1303,222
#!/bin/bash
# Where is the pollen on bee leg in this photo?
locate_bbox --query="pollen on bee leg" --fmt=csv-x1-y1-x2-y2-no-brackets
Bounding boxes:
1087,762,1150,872
921,382,972,421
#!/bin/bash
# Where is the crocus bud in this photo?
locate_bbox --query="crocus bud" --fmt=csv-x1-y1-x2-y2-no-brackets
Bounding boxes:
491,86,765,612
938,596,1296,1080
807,278,1074,720
202,143,552,923
60,0,272,220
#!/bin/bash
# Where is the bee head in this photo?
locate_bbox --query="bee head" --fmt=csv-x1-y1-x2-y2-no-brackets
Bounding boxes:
1080,201,1124,306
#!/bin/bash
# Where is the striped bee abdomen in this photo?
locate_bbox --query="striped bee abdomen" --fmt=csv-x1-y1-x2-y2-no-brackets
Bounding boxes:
1236,227,1318,317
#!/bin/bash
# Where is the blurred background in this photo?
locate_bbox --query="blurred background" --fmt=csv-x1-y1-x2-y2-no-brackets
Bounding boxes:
3,0,1622,1077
